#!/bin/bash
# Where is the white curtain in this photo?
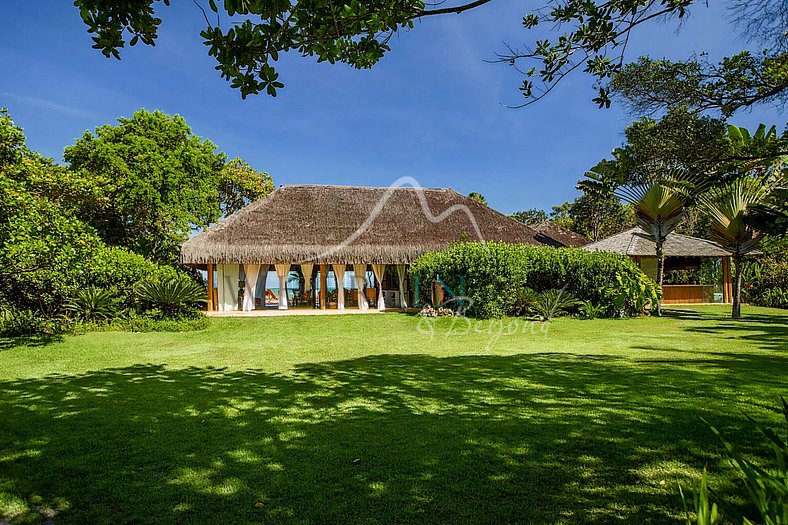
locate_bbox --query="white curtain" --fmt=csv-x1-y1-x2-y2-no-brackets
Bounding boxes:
396,264,408,309
274,263,291,310
353,264,368,310
332,264,346,310
218,264,239,311
301,263,313,304
255,266,267,304
371,263,386,310
242,264,260,311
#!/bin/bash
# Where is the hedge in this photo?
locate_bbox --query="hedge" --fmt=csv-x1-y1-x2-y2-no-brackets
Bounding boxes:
409,242,659,318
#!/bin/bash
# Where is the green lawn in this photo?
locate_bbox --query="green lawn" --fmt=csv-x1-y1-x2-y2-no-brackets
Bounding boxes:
1,306,786,524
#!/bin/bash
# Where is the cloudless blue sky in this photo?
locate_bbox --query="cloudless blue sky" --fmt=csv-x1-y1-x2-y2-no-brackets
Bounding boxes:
0,1,783,214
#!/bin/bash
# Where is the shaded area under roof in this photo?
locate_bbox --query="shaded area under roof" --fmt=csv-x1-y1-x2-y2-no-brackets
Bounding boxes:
581,227,731,257
182,185,540,264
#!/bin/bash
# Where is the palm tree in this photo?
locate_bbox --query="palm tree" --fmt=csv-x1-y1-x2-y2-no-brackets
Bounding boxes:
617,180,690,316
699,177,771,319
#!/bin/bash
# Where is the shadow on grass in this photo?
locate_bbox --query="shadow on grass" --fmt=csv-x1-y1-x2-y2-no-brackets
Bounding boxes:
1,352,785,524
664,307,788,352
0,333,64,351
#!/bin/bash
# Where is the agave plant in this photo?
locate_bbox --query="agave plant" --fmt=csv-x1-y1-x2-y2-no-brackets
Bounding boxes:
136,277,207,316
699,176,774,319
64,287,119,322
513,287,538,316
530,288,578,321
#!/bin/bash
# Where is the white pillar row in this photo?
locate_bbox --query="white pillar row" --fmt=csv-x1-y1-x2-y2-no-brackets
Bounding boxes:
396,264,408,309
218,264,240,311
371,263,386,310
332,264,346,310
243,264,261,311
353,264,369,310
274,263,291,310
301,263,314,304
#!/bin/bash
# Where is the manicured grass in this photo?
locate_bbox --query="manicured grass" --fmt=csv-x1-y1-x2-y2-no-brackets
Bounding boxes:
0,306,786,524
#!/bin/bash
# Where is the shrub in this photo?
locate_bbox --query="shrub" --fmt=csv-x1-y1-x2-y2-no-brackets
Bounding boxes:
64,287,118,322
0,306,69,336
135,277,207,316
579,300,606,319
0,181,104,316
513,288,538,316
600,271,661,318
527,289,579,321
410,242,658,318
745,245,788,309
86,246,182,308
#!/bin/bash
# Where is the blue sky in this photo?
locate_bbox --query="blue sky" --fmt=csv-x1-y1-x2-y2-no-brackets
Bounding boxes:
1,1,783,214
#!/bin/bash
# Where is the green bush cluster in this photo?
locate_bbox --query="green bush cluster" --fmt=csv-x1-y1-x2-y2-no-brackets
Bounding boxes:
745,247,788,309
409,242,659,318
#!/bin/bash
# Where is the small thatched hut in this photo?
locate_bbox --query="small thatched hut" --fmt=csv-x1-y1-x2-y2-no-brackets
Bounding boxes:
582,227,734,304
182,185,539,312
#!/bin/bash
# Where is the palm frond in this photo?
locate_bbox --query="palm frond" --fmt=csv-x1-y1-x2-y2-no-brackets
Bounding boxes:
699,176,772,254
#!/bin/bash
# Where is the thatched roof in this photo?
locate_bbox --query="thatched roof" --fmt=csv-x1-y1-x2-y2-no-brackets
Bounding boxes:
532,221,590,248
582,227,730,257
182,185,540,264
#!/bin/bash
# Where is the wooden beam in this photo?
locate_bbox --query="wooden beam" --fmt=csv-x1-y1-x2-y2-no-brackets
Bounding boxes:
207,263,214,311
722,256,732,304
319,264,327,310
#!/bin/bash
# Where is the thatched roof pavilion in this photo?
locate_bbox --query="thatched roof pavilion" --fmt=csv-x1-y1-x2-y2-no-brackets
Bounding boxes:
583,227,734,304
183,185,540,313
182,185,538,265
582,227,730,257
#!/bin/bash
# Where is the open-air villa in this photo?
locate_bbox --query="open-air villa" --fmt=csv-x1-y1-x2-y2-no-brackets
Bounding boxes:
181,184,545,313
183,185,739,313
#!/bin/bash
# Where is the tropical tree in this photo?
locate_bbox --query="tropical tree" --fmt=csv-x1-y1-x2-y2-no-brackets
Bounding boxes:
619,181,691,315
567,192,635,241
63,110,273,263
71,0,787,113
509,208,548,225
700,177,774,318
699,123,788,318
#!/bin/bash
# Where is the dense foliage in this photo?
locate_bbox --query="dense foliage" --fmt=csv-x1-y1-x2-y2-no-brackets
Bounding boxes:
63,110,273,264
0,109,251,335
409,242,659,318
745,243,788,309
135,277,208,317
509,208,547,225
72,0,787,113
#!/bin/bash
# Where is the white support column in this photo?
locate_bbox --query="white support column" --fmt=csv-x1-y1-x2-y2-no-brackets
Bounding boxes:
274,263,291,310
353,264,369,310
301,263,314,305
371,263,386,310
332,264,346,310
396,264,408,309
243,264,261,311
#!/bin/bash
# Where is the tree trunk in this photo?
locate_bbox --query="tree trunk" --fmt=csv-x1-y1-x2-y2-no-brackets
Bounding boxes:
655,239,665,316
732,252,742,319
